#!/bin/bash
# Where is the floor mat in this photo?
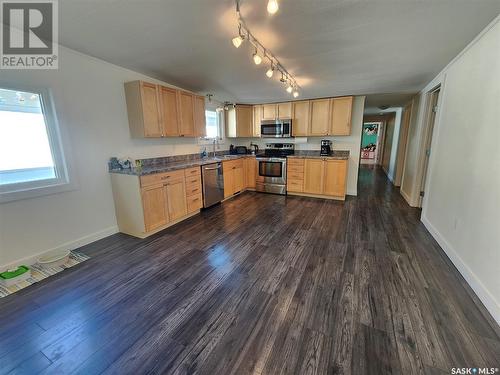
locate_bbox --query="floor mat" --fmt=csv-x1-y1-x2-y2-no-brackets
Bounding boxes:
0,251,90,298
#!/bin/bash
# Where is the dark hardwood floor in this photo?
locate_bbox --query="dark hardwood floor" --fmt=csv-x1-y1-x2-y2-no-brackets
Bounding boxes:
1,166,499,374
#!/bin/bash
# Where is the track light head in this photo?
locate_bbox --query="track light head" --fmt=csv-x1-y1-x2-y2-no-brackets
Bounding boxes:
286,84,293,93
293,89,299,98
232,36,243,48
267,0,279,14
253,51,262,65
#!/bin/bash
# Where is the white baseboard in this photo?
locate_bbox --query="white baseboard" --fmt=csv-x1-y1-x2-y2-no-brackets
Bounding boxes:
421,216,500,325
0,226,119,272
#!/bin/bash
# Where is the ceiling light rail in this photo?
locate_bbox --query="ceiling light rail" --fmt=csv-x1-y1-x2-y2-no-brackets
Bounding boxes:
233,0,300,97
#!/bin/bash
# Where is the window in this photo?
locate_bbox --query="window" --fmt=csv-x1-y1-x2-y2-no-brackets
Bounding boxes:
0,86,70,202
205,109,220,139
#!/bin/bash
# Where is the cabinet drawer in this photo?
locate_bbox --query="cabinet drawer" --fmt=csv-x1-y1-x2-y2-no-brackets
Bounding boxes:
288,172,304,181
186,183,202,197
288,165,304,174
140,170,184,187
187,194,203,213
184,167,201,178
287,158,305,166
287,180,304,192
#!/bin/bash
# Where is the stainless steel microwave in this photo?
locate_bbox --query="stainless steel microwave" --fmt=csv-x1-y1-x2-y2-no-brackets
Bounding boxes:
260,119,292,138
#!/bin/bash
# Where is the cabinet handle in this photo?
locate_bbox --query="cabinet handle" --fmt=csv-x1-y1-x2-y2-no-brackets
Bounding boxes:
161,176,170,180
192,198,199,201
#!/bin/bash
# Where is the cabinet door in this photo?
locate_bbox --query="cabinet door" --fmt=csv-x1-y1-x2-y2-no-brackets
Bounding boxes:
309,99,331,136
277,102,292,119
304,159,324,194
236,105,253,137
223,161,235,198
159,86,180,136
253,105,262,137
141,185,168,231
166,179,187,221
141,82,162,137
233,164,244,193
330,96,353,135
323,159,347,197
292,101,311,136
194,95,206,137
178,91,195,136
246,158,256,188
262,104,277,120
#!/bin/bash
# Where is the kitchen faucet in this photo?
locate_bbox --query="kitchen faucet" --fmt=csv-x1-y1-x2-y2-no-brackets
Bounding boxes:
212,138,218,158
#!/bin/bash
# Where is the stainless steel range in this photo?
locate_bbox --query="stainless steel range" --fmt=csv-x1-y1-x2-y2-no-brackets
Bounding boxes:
256,143,294,195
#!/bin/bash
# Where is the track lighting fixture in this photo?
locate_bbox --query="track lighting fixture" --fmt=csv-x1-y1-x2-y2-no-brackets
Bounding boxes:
232,0,301,96
267,0,279,14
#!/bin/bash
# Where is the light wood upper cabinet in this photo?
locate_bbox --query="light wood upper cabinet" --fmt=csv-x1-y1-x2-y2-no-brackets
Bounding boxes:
323,159,347,196
304,159,324,194
125,81,162,138
292,101,311,136
141,185,168,231
178,91,195,137
159,86,180,136
165,179,187,221
309,99,331,136
262,104,277,120
277,102,292,119
330,96,353,135
237,105,253,137
194,95,206,137
226,105,253,137
253,105,262,137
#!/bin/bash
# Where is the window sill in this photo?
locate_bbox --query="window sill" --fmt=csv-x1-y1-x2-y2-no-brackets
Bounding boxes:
0,180,77,204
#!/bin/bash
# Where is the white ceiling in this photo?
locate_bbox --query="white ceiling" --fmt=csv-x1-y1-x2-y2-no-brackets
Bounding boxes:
59,0,500,104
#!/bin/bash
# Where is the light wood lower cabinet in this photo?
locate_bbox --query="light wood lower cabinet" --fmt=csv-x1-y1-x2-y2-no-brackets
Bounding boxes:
141,185,168,231
287,157,348,200
323,159,348,196
110,166,202,238
245,157,256,189
304,159,324,194
165,179,187,221
223,159,245,198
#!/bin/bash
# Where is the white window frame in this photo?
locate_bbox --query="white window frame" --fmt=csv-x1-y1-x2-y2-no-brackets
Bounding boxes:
198,100,225,145
0,83,75,203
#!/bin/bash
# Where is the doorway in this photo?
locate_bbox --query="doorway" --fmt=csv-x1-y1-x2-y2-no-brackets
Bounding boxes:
418,87,440,206
360,122,382,165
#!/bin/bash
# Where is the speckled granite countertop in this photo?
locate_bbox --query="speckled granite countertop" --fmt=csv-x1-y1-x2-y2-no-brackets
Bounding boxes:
288,150,350,160
109,155,255,176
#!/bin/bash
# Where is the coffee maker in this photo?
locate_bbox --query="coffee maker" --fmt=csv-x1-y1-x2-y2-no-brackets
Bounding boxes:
320,140,332,156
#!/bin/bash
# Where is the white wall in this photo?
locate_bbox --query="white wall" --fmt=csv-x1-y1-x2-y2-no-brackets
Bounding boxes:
0,46,217,269
417,17,500,322
236,95,366,196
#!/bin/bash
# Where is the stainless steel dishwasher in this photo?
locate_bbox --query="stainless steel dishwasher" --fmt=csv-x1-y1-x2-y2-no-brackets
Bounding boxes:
201,162,224,208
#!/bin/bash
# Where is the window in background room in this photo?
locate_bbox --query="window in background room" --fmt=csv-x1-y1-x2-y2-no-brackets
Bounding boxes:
205,109,219,138
0,86,69,201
